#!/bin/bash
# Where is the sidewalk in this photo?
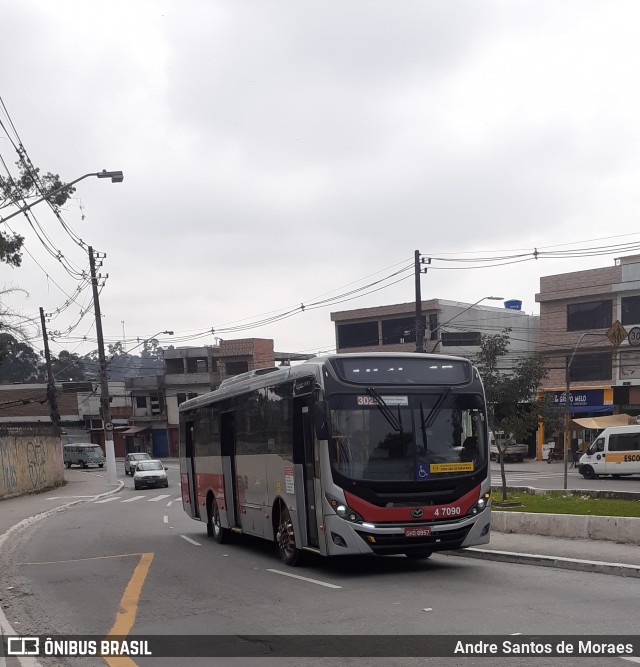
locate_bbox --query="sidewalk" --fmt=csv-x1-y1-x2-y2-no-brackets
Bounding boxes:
0,467,122,666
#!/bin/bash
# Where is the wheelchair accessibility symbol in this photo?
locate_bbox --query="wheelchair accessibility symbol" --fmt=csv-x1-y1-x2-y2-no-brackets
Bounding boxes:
417,463,430,479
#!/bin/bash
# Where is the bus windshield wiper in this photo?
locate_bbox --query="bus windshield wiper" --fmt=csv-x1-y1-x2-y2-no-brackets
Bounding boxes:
421,388,451,430
420,402,428,452
366,387,402,432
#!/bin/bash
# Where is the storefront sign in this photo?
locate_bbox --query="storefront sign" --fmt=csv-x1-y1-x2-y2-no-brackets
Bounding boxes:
552,389,605,407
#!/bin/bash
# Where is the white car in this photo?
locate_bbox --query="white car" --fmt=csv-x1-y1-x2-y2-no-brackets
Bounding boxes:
133,460,169,490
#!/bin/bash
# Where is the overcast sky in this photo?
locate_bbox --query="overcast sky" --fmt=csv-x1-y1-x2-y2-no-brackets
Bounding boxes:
3,0,640,360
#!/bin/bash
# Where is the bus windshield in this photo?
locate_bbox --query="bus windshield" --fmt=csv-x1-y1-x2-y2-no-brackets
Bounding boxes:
328,391,486,481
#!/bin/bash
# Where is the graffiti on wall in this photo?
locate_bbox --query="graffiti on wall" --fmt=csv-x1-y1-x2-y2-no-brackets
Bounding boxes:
0,441,17,492
27,441,47,488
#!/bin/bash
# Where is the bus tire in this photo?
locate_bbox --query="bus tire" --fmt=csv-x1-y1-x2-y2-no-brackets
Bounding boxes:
209,498,229,544
276,506,303,567
405,550,432,559
65,461,71,469
582,465,595,480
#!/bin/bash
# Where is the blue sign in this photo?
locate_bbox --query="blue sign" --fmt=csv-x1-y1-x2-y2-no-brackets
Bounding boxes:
416,463,430,480
552,389,604,407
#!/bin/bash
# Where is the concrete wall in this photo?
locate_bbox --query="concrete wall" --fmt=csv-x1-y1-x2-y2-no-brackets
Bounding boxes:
0,426,64,500
492,511,640,545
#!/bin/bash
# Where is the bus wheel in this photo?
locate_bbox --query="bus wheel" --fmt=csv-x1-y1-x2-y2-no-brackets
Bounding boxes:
405,550,432,559
276,507,302,566
582,465,595,480
65,461,71,469
209,500,229,544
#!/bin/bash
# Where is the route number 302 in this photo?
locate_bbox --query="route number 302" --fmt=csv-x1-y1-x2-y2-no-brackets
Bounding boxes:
434,506,461,517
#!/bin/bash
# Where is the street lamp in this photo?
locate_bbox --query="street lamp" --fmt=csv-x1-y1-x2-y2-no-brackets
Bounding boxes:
562,332,608,491
0,170,124,225
430,296,504,351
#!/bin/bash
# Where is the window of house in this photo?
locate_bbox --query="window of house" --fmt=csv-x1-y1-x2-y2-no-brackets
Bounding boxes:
177,393,187,405
567,300,612,332
226,361,249,376
568,352,612,382
621,295,640,326
381,317,421,344
135,396,147,409
337,321,379,348
165,358,184,374
187,357,208,373
428,313,438,340
441,331,482,347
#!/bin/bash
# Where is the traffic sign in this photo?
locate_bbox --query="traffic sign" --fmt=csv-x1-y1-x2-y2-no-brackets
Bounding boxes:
607,320,627,347
629,327,640,347
104,421,114,432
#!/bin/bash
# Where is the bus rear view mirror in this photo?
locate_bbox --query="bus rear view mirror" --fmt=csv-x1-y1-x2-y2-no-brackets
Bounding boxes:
314,401,329,440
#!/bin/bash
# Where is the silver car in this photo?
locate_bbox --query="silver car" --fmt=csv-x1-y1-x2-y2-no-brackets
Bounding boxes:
133,460,169,490
124,452,152,476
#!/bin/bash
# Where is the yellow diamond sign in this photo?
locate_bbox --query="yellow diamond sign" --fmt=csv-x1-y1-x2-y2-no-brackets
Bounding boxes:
607,320,627,347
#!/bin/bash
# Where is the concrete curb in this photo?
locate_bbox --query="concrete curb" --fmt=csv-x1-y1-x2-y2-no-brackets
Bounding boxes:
447,547,640,579
0,480,123,667
492,510,640,544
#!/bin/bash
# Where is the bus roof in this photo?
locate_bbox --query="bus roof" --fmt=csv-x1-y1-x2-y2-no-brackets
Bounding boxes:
178,352,475,413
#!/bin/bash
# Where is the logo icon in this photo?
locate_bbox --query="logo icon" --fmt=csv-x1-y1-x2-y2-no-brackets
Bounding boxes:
411,508,423,519
7,637,40,656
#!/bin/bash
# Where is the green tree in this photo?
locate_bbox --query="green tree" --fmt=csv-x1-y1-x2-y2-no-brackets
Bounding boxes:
46,350,87,382
0,155,76,267
0,333,40,383
475,329,560,502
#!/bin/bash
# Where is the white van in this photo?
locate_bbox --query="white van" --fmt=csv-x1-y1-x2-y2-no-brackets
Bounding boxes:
578,425,640,479
63,443,104,469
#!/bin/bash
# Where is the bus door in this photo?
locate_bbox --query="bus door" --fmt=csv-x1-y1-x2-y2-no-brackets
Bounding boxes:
293,395,319,547
221,411,241,529
185,420,199,519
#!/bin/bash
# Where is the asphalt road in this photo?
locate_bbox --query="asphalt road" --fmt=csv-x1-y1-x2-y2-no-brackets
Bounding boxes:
491,460,640,492
1,464,639,667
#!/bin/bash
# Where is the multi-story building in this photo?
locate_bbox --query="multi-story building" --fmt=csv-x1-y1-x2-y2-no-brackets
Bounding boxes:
331,298,538,362
161,338,276,454
535,254,640,457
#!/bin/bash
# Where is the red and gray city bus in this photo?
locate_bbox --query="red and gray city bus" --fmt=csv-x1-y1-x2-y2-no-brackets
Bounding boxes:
179,353,491,566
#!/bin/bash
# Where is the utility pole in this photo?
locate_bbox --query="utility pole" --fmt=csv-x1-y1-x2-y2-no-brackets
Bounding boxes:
39,307,60,433
414,249,425,353
89,246,117,484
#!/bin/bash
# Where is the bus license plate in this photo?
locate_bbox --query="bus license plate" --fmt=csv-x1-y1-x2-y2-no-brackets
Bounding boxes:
404,527,431,538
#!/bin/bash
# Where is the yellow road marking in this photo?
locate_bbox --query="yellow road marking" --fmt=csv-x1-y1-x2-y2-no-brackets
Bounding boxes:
103,551,154,667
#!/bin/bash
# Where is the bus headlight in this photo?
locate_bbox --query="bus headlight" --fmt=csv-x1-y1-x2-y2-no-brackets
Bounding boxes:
467,492,490,516
326,494,363,523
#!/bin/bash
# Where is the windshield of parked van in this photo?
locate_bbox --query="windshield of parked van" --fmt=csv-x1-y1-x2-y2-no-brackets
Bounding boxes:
328,392,486,481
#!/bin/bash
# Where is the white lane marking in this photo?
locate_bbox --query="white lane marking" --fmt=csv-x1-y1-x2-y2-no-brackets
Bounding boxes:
174,497,181,501
148,494,171,502
163,516,168,524
266,569,342,589
121,496,145,503
180,535,201,546
94,497,118,504
621,658,640,664
48,496,96,499
167,501,173,507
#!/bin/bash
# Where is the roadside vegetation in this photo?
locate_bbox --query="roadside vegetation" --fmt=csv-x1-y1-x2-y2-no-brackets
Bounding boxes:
493,490,640,518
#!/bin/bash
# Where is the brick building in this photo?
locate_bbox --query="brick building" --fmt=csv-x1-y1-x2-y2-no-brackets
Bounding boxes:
535,254,640,457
